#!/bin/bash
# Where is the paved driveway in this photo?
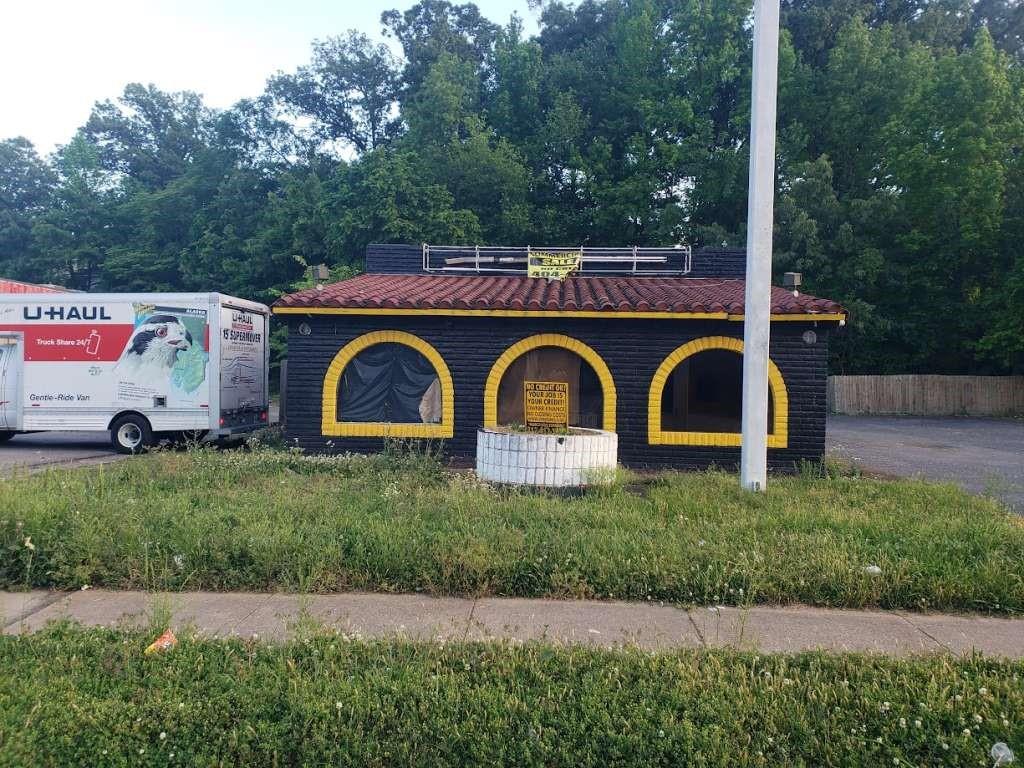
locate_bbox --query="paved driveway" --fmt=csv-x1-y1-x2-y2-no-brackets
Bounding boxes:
827,415,1024,511
0,432,123,475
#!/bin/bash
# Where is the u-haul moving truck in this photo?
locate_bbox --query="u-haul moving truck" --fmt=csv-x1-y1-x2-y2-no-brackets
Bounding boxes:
0,293,269,453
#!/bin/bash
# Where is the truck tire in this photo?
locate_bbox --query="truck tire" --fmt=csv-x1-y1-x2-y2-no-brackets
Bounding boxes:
110,415,153,454
0,431,14,443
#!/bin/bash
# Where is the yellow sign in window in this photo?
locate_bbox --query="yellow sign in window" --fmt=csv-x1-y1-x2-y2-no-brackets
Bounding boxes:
524,380,569,428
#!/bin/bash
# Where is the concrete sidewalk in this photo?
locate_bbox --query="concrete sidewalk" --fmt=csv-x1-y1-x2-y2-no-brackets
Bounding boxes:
3,590,1023,657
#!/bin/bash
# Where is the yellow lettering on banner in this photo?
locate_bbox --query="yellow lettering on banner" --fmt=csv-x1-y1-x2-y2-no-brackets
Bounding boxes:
524,380,569,428
527,251,581,280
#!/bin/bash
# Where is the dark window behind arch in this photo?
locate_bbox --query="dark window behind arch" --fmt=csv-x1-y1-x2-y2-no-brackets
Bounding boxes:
660,349,774,434
339,342,441,424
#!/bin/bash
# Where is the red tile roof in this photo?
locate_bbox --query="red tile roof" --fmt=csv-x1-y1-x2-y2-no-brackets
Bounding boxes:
274,274,845,317
0,278,64,294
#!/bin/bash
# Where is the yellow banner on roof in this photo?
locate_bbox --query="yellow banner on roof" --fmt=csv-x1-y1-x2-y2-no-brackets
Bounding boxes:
527,251,581,280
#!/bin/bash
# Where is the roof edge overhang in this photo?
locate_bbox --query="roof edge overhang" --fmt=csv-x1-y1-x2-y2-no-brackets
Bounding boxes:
271,306,846,323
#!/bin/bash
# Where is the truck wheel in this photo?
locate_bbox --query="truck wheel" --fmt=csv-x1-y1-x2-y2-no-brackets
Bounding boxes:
0,431,14,443
110,415,153,454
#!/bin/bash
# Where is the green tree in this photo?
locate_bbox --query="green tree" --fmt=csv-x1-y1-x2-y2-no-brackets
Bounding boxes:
268,31,402,154
324,148,481,257
84,83,213,189
3,0,1022,374
382,0,501,95
30,135,112,289
0,138,55,280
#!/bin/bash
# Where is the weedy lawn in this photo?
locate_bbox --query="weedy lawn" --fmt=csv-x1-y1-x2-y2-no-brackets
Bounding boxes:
2,448,1023,612
0,625,1020,766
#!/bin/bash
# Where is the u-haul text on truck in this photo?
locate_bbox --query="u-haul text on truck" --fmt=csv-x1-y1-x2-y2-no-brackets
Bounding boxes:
0,293,269,453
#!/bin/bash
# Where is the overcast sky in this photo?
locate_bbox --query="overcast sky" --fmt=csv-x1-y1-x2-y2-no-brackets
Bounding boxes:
1,0,538,155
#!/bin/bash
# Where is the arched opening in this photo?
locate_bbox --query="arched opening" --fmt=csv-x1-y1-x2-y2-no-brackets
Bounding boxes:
484,334,616,432
660,349,775,433
496,346,604,428
648,336,788,447
321,331,454,438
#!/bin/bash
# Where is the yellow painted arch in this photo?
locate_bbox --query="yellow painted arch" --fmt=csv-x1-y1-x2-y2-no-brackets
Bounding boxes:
321,330,454,438
483,333,617,431
648,336,788,448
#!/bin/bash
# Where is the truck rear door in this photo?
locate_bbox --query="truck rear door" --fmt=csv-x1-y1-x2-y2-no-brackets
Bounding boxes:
0,332,24,431
218,303,268,430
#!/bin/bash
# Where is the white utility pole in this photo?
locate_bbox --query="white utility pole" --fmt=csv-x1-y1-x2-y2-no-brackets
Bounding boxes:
740,0,781,491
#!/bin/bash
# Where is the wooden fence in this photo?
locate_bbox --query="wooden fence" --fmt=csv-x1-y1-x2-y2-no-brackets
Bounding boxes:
827,375,1024,416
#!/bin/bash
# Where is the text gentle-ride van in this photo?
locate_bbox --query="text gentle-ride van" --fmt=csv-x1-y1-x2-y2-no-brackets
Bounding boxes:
0,293,269,453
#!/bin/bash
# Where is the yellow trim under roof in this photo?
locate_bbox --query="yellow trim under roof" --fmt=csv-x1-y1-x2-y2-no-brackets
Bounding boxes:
273,306,845,323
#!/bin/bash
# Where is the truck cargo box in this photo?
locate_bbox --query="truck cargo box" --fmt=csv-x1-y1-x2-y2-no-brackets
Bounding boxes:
0,292,269,452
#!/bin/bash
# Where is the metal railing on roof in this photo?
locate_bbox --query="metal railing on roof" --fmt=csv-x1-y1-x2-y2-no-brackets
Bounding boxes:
421,244,692,276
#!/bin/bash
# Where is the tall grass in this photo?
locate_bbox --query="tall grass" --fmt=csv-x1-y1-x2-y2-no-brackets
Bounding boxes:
0,625,1021,767
2,448,1022,612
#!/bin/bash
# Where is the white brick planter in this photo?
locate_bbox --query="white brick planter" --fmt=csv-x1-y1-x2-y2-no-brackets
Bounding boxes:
475,428,618,487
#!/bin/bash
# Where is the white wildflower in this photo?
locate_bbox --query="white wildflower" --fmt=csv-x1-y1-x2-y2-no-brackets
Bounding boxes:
23,536,35,551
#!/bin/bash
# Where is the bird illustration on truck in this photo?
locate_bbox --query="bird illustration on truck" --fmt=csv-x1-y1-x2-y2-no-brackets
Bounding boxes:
115,314,194,386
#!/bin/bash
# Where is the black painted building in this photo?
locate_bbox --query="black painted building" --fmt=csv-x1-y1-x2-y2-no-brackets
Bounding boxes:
273,244,846,470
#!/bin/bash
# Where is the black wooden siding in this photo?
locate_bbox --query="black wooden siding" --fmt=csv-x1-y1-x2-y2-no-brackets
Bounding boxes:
282,314,830,470
364,244,746,279
365,244,428,274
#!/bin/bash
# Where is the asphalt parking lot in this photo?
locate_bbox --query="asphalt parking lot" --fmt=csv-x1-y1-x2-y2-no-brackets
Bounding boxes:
0,431,124,475
827,415,1024,512
0,403,280,475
